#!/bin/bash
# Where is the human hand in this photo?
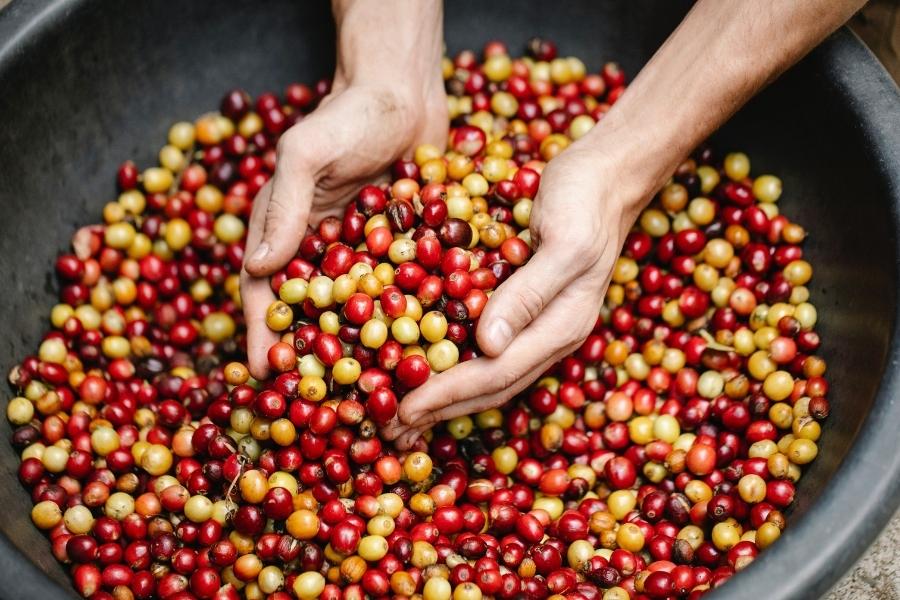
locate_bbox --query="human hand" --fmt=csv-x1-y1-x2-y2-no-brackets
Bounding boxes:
241,77,447,379
384,142,653,449
240,0,447,380
381,0,865,449
241,0,448,379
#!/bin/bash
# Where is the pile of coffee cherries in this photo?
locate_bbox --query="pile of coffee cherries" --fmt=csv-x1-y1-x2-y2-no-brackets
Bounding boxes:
6,38,829,600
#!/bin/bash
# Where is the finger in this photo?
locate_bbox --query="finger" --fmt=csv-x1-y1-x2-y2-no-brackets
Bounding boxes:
244,134,314,276
378,412,428,443
398,355,503,426
395,424,433,451
241,182,279,380
380,413,432,444
380,417,409,442
402,342,576,432
414,90,449,152
476,242,578,357
245,180,272,253
240,271,279,380
400,292,588,425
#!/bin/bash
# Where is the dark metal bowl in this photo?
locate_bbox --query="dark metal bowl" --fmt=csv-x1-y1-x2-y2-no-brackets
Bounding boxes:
1,1,899,598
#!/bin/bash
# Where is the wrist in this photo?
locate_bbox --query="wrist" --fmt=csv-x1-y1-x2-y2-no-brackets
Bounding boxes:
575,117,665,227
332,1,444,105
332,66,442,114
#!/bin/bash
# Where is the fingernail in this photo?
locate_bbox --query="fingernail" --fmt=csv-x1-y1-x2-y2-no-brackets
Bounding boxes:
249,242,270,265
486,318,513,351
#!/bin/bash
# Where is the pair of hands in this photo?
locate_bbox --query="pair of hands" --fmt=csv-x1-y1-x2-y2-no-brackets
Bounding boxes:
239,0,867,447
241,77,641,450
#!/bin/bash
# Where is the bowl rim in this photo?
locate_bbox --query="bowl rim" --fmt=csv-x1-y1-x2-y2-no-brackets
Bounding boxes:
2,2,900,599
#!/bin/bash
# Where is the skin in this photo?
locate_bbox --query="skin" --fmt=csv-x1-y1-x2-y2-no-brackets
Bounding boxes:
241,0,447,379
242,0,865,449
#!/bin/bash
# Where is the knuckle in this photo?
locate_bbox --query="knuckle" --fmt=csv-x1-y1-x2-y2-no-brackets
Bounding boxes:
562,321,592,348
533,219,558,243
568,236,596,260
508,285,546,325
276,128,303,158
553,228,595,261
496,367,523,392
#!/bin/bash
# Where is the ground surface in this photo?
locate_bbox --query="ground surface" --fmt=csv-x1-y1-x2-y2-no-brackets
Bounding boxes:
825,509,900,599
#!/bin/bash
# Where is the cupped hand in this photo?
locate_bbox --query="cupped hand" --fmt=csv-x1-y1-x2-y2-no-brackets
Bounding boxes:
384,144,650,449
241,81,447,379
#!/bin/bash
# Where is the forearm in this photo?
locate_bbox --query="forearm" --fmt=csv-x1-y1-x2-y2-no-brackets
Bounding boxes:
586,0,865,218
331,0,444,98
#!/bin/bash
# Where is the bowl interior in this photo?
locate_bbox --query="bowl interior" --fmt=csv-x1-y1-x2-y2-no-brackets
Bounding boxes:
0,0,896,597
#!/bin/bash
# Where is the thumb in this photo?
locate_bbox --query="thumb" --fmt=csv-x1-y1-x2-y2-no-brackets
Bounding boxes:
244,136,314,277
240,271,280,381
476,244,574,357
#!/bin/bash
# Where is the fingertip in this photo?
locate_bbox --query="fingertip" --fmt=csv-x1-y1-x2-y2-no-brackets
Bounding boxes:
397,429,422,451
247,354,270,382
243,261,270,278
243,261,265,278
247,330,276,380
245,241,291,278
243,257,265,278
245,312,278,381
379,418,406,441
